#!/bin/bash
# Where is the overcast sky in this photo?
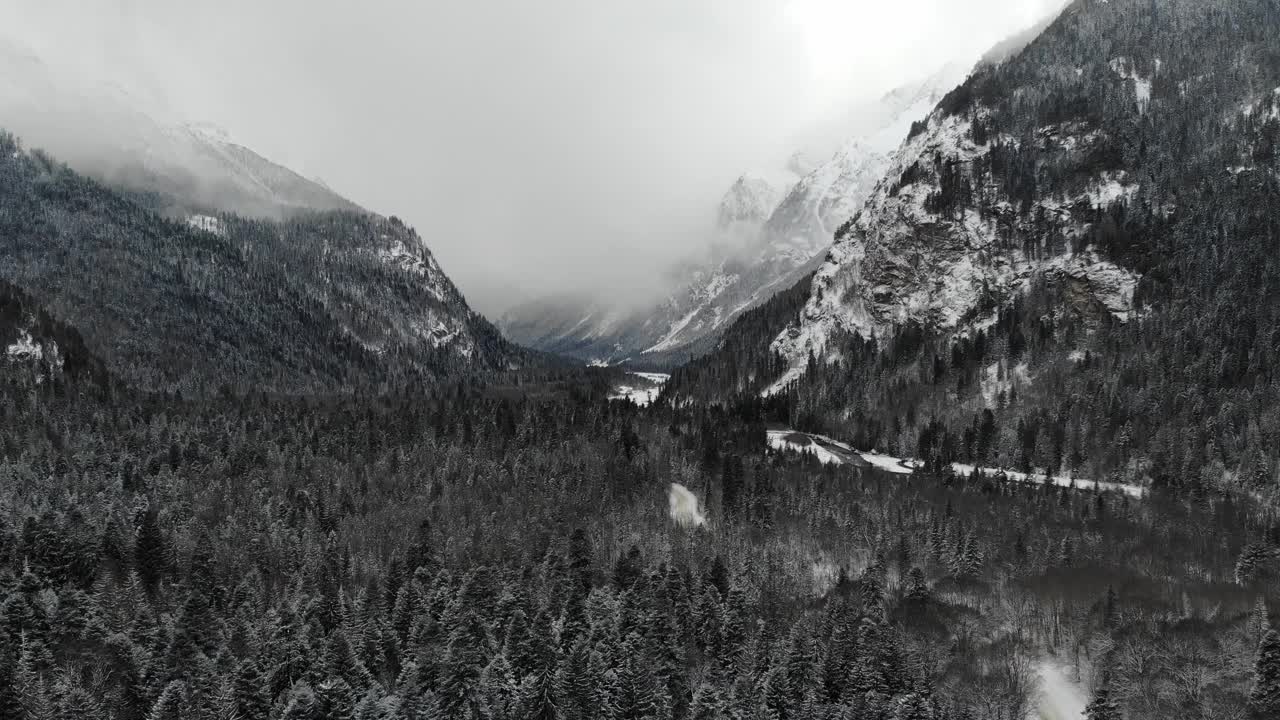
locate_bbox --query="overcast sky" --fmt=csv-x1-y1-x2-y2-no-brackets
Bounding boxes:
1,0,1064,314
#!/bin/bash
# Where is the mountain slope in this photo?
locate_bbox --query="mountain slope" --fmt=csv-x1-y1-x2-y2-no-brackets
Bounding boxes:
0,37,357,219
503,68,965,366
0,131,532,394
667,0,1280,491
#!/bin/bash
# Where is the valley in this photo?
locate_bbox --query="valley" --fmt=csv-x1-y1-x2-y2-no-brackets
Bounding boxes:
1,1,1280,719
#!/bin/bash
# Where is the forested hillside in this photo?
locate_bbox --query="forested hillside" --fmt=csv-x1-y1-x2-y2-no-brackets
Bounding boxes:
0,131,537,395
668,0,1280,496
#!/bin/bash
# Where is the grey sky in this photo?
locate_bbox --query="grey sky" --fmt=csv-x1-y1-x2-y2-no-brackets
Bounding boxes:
1,0,1065,314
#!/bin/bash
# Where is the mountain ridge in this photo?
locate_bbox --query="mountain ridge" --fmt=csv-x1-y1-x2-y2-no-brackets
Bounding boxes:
0,129,538,394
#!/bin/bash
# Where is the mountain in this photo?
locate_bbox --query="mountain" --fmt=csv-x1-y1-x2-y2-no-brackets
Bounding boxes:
667,0,1280,492
0,130,533,394
0,36,358,219
502,67,966,366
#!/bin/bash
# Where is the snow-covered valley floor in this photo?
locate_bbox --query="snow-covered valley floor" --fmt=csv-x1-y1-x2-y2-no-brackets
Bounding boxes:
767,428,1145,498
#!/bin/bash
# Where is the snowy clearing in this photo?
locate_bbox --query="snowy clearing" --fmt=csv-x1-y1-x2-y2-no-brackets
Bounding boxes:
608,372,670,407
186,214,224,236
1035,661,1087,720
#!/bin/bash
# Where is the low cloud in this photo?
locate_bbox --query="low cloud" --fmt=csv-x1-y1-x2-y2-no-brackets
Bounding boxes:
0,0,1066,315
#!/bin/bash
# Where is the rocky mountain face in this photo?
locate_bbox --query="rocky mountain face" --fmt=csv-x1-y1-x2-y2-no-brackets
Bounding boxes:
766,110,1142,392
502,68,966,366
0,131,533,394
668,0,1280,491
0,36,358,219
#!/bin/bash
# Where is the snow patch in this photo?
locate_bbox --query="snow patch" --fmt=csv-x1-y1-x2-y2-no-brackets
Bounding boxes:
952,462,1144,498
981,361,1029,407
1083,173,1139,207
7,331,41,361
1035,661,1088,720
186,214,224,236
1110,57,1152,111
669,483,707,527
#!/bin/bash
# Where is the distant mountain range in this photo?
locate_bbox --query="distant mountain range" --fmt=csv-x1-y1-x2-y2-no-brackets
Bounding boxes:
500,64,969,366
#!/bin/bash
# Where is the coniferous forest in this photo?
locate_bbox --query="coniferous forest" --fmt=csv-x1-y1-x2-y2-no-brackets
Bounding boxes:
1,276,1279,719
3,1,1280,719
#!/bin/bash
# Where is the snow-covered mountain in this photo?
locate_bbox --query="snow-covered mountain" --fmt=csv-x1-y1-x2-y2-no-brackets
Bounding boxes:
0,37,536,392
0,131,534,393
502,66,968,365
766,103,1141,392
0,36,357,218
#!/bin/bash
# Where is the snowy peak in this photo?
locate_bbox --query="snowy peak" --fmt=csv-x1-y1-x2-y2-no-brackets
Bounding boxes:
717,173,789,233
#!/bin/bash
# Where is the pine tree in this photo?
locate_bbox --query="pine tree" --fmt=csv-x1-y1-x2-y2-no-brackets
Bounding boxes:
281,682,319,720
688,680,728,720
614,632,663,720
894,692,934,720
477,651,518,720
327,630,374,693
515,665,560,720
53,671,107,720
232,655,271,720
147,680,190,720
1250,629,1280,719
439,611,486,718
614,546,643,591
135,509,167,591
905,568,929,604
554,635,594,720
406,519,433,573
718,583,748,670
0,642,22,720
16,635,55,720
1249,596,1272,646
568,528,593,598
316,677,357,720
1085,675,1122,720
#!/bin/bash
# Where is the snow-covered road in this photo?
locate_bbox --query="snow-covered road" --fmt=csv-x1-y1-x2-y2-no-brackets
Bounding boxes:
767,428,1145,497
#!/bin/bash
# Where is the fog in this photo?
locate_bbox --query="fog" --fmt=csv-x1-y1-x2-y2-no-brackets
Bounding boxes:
0,0,1065,314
